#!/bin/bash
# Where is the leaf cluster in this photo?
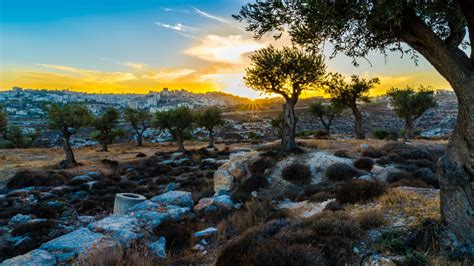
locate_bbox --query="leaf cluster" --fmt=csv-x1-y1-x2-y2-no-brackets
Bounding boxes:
387,86,437,120
47,104,92,136
323,73,380,108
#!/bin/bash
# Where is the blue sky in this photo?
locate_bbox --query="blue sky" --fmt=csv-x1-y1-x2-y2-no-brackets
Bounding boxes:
0,0,450,98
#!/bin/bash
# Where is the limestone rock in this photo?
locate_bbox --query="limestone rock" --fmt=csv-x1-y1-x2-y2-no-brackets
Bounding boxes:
148,237,166,258
151,191,193,208
0,249,56,266
88,215,142,247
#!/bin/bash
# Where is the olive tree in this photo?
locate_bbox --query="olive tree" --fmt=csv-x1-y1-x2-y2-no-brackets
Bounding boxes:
124,108,152,146
324,73,380,139
309,101,344,135
235,0,474,246
47,104,92,167
245,45,325,152
91,107,125,152
387,86,437,139
153,106,194,152
3,126,39,148
196,106,224,148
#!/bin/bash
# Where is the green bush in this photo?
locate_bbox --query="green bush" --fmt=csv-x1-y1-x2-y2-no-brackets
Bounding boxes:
371,130,399,140
335,179,387,204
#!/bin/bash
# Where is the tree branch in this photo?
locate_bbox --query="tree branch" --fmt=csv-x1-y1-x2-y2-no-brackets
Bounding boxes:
458,0,474,65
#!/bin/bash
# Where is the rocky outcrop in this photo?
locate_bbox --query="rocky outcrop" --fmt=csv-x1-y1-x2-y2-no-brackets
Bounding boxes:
213,151,257,192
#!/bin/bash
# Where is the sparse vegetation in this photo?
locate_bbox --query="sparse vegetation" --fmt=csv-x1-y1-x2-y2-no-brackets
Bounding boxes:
153,106,194,152
281,163,312,186
336,179,387,204
324,162,363,181
309,101,344,135
352,157,374,171
91,107,124,152
124,108,153,146
196,106,224,148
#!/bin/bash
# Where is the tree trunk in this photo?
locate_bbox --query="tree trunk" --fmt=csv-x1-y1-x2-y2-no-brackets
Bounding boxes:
281,101,299,152
404,116,414,139
438,78,474,248
208,129,214,148
137,132,143,146
101,142,108,152
62,135,76,167
352,107,365,139
176,134,185,152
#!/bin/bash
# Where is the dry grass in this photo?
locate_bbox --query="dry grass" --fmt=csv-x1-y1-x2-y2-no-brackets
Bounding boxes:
374,187,439,227
0,141,250,185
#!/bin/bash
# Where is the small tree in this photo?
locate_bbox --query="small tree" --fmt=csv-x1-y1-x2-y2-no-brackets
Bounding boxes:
387,86,437,139
153,106,194,152
245,45,325,152
124,108,152,146
3,126,39,148
196,106,224,148
309,101,344,135
324,73,379,139
91,107,124,152
47,103,92,167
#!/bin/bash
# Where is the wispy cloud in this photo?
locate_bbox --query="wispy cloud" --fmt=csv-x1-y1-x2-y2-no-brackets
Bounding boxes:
120,62,147,70
162,8,191,14
184,35,266,64
143,68,196,80
37,64,136,83
193,7,233,25
155,22,197,32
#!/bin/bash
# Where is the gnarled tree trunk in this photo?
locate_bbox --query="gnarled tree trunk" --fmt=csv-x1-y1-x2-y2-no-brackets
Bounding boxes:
282,101,299,152
438,78,474,247
62,134,76,167
176,134,186,152
351,106,365,139
208,129,214,148
137,132,143,146
404,116,414,139
101,142,108,152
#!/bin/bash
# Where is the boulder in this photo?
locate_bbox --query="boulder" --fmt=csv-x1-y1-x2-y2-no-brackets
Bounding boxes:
148,237,166,258
39,228,119,263
151,191,193,208
213,195,234,209
127,200,161,212
213,151,257,192
88,215,143,247
8,214,32,227
0,249,56,266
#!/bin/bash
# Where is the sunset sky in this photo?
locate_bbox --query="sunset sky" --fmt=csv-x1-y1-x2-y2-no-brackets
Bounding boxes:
0,0,451,99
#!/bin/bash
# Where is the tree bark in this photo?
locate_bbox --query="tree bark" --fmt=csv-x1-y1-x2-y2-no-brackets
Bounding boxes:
208,129,214,148
101,142,108,152
62,134,76,167
281,101,299,152
438,78,474,247
404,116,414,139
176,133,185,152
352,106,365,139
137,132,143,146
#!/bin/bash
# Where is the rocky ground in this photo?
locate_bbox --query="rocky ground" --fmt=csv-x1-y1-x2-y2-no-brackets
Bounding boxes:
0,138,472,265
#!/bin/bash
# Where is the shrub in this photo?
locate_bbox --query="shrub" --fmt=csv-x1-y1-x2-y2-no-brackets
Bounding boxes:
152,219,195,256
323,163,363,181
356,210,386,230
245,241,325,266
249,157,276,176
386,171,413,183
11,220,57,236
371,130,389,140
6,170,67,189
233,175,269,197
352,157,374,171
308,191,334,202
335,180,387,204
361,147,386,158
334,149,350,158
314,130,329,138
281,163,312,186
412,168,439,188
304,182,336,197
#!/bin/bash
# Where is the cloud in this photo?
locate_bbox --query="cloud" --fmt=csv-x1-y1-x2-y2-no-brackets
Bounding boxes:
37,64,136,83
120,62,147,70
155,22,198,32
162,8,191,14
143,68,196,80
183,35,265,64
193,7,233,24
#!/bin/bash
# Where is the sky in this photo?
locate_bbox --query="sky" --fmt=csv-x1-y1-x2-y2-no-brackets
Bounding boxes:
0,0,451,99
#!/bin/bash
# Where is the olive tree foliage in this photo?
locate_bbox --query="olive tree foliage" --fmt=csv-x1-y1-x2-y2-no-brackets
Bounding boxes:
153,106,194,152
324,73,380,139
309,101,344,135
387,86,437,139
235,0,474,246
47,104,92,168
124,108,152,146
91,107,125,152
244,45,325,152
3,126,39,148
196,106,224,148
